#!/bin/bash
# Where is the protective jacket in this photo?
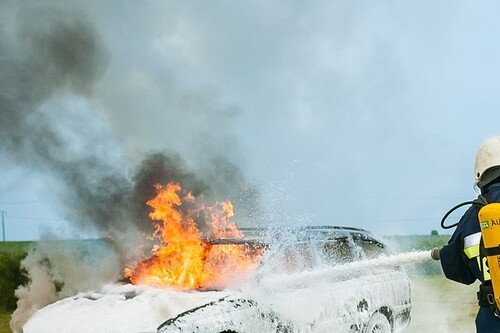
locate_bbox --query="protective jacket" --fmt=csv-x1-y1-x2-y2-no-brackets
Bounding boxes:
440,183,500,332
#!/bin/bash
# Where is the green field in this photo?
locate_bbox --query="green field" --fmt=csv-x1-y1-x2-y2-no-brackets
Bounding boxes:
0,312,11,333
0,235,481,333
0,242,32,254
0,242,31,333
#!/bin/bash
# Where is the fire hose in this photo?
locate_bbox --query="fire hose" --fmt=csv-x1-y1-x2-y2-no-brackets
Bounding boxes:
429,197,487,260
430,198,488,259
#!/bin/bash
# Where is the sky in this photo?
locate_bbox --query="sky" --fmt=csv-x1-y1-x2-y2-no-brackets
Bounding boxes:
2,1,500,240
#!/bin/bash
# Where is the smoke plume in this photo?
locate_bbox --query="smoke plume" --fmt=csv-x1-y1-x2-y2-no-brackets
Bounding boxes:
1,3,260,331
0,5,130,233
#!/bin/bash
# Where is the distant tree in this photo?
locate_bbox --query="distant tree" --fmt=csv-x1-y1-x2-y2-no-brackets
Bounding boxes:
431,229,439,236
0,251,28,311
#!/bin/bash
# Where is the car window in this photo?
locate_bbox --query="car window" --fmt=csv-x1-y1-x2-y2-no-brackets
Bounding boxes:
208,228,387,276
322,237,386,263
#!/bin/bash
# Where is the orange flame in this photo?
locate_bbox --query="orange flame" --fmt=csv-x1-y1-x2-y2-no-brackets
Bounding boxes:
124,182,262,290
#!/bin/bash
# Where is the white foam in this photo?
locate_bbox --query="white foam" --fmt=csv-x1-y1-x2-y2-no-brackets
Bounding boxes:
259,250,430,289
22,251,430,333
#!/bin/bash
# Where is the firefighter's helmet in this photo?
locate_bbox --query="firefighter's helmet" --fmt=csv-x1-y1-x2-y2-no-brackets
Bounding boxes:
475,136,500,187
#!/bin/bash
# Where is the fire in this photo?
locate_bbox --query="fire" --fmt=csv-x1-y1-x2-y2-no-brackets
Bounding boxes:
124,182,263,290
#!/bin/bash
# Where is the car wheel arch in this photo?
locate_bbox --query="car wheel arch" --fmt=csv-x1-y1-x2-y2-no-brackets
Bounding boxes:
378,306,394,327
362,308,393,333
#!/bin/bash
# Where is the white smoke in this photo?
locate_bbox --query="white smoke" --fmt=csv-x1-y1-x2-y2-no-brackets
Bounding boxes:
11,239,122,332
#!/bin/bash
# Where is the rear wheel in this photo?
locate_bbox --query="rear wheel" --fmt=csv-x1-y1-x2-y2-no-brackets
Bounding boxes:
362,312,391,333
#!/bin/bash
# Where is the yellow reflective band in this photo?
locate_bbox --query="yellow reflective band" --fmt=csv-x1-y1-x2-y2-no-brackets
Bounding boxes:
481,257,491,281
464,244,480,259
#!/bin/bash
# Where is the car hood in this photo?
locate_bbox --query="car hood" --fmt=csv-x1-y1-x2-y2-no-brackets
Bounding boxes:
22,283,234,333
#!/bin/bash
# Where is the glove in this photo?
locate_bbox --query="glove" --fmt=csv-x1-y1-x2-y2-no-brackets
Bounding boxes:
431,247,441,261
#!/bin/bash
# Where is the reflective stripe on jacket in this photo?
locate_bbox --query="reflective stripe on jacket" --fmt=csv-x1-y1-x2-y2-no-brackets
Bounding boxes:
463,232,490,281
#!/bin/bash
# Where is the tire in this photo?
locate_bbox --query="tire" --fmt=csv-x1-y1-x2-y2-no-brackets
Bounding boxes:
362,312,391,333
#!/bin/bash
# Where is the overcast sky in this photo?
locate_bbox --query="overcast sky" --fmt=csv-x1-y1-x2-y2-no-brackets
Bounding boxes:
2,1,500,240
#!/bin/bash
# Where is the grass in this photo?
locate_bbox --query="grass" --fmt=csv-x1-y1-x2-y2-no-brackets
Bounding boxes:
406,275,477,333
0,311,11,333
0,242,32,255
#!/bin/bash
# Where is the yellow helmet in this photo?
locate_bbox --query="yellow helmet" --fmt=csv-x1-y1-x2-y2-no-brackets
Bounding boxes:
475,136,500,187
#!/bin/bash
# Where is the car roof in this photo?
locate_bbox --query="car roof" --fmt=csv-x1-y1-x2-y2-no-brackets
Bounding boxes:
204,225,385,249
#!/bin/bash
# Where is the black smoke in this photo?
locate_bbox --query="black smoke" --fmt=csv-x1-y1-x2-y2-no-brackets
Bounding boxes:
131,152,208,234
0,4,261,251
131,152,261,236
2,4,261,331
0,6,143,245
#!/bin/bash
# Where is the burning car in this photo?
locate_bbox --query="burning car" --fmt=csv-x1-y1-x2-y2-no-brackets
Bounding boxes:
153,226,412,333
22,183,411,333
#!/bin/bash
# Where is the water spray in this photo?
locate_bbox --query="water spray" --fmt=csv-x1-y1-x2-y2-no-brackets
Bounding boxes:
259,251,431,289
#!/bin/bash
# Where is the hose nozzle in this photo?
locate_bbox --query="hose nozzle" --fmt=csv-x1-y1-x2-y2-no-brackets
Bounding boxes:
430,247,441,261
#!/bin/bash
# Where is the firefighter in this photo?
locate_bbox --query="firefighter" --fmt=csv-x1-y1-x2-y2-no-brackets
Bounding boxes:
432,136,500,333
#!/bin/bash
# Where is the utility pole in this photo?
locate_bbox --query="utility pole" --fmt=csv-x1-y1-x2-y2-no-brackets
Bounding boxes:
0,210,5,242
